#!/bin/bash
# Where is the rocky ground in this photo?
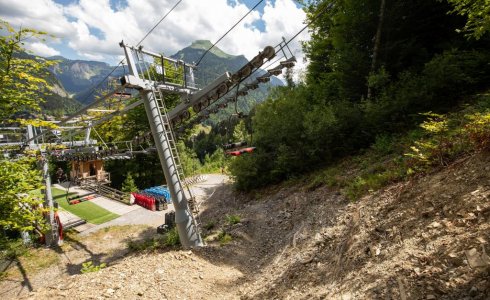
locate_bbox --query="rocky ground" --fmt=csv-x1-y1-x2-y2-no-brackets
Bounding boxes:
1,153,489,299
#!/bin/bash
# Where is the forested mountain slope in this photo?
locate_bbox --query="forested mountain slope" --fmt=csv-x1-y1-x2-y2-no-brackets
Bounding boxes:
228,0,490,190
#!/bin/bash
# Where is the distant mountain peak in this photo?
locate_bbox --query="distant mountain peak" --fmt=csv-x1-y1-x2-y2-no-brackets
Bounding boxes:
190,40,213,49
188,40,234,59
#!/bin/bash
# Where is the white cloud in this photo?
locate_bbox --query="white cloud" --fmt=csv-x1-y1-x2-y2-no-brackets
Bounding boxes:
25,42,61,57
0,0,310,76
0,0,77,37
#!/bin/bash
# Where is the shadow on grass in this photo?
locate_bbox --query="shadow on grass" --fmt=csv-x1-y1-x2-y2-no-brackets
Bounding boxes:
58,233,131,275
0,256,33,297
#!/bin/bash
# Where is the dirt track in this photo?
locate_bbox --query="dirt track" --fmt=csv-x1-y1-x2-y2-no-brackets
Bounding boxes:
2,155,490,299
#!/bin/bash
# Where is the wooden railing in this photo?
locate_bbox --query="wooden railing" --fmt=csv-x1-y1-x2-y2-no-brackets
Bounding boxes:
81,180,130,205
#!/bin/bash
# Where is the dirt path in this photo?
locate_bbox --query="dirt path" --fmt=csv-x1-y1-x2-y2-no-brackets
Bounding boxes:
3,155,490,299
0,175,231,299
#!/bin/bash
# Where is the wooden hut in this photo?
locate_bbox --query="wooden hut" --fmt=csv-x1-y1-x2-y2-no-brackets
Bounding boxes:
70,159,110,184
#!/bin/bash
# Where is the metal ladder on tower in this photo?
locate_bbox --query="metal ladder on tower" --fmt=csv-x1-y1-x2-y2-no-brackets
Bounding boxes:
152,88,186,182
151,87,199,215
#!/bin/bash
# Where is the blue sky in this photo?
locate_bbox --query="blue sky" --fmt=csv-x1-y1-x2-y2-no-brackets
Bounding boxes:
0,0,309,72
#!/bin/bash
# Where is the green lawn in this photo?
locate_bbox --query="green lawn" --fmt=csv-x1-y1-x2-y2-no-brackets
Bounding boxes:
35,188,119,225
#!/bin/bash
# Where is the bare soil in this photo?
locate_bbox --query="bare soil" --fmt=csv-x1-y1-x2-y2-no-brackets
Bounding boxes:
2,153,489,299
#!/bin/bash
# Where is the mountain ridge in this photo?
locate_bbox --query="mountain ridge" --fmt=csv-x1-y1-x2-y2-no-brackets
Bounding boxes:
50,40,283,110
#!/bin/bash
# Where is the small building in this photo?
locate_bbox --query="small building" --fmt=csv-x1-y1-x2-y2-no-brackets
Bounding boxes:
70,159,110,185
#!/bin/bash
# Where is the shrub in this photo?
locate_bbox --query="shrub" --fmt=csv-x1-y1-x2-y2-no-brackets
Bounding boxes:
226,215,241,225
81,261,106,274
217,231,232,246
204,220,216,230
121,172,138,193
163,227,180,247
465,112,490,150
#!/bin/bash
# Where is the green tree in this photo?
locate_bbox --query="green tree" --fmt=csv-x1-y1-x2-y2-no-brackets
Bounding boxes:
121,172,138,193
0,19,56,121
230,0,490,190
448,0,490,39
0,157,45,232
0,20,55,237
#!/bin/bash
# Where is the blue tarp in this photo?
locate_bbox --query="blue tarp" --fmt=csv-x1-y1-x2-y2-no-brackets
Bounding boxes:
143,186,172,203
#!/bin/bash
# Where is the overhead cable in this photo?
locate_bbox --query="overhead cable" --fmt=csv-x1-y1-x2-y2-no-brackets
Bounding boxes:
136,0,183,46
70,0,184,111
195,0,265,66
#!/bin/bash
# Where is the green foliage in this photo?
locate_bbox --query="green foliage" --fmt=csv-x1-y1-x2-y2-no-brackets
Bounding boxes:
0,237,28,260
0,19,57,120
230,3,490,190
163,227,180,246
217,231,232,246
225,214,241,225
162,59,185,86
465,111,490,149
203,220,216,230
405,102,490,172
448,0,490,39
121,172,138,193
0,157,45,232
321,94,490,200
127,227,180,252
80,261,106,274
176,141,201,176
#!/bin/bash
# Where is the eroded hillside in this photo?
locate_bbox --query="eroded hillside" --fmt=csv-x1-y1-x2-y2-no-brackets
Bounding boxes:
14,152,490,299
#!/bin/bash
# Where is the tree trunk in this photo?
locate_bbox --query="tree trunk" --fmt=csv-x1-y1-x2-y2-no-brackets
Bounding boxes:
367,0,386,99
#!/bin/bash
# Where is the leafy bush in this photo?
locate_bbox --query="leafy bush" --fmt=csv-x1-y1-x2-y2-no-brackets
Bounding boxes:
163,227,180,247
81,261,106,274
204,220,216,230
225,215,241,225
217,231,232,246
121,172,138,193
465,112,490,150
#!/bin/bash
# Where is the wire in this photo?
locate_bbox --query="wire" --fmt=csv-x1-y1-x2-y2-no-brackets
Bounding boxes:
92,127,108,149
74,61,124,106
195,0,265,66
136,0,183,46
68,0,184,113
285,2,333,46
199,0,332,115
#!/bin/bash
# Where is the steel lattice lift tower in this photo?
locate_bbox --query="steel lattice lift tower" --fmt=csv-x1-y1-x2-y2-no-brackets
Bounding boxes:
120,42,204,247
7,38,288,248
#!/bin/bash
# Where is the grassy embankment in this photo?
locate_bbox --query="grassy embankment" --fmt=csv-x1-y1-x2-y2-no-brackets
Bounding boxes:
304,92,490,200
33,188,119,224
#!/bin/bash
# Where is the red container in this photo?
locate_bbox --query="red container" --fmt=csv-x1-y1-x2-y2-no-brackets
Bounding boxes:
132,193,156,211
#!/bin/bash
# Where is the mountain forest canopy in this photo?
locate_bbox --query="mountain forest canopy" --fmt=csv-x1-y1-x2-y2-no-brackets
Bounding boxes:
1,0,490,206
228,0,490,190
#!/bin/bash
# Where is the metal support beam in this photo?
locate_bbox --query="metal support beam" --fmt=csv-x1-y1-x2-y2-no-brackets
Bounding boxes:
141,89,203,248
0,140,97,147
23,87,123,146
27,125,35,147
84,121,92,146
167,72,231,120
121,41,203,248
41,158,60,247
